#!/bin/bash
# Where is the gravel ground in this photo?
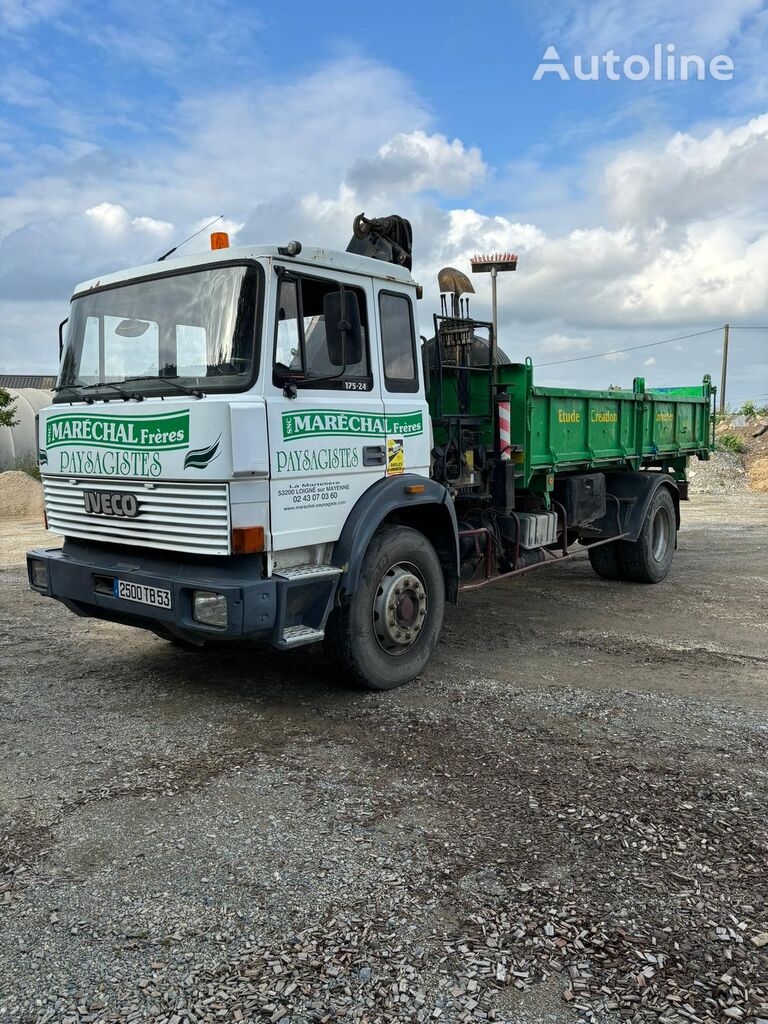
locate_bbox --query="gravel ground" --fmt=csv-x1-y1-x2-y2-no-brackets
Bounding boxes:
1,494,767,1024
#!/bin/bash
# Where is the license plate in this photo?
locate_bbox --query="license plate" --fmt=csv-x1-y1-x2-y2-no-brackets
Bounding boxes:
113,579,172,609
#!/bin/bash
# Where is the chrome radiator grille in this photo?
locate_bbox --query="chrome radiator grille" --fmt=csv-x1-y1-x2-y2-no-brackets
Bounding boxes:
43,477,231,555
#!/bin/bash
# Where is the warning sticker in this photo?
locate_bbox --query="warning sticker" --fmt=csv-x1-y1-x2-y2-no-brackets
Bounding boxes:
387,437,404,475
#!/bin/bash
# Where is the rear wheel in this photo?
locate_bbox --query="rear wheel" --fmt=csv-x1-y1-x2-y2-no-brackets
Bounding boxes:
617,488,676,583
587,541,624,580
324,526,445,690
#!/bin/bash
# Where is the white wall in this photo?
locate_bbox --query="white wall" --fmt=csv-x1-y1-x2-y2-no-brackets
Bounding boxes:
0,389,52,471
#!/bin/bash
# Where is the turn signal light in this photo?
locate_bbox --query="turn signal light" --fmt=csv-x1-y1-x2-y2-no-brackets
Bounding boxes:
232,526,264,554
30,558,49,590
405,484,425,494
211,231,230,250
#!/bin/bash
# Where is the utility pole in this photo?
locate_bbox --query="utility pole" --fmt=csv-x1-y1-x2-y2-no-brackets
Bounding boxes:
470,252,518,366
719,322,730,415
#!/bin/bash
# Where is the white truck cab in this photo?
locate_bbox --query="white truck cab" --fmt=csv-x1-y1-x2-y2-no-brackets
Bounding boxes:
28,215,702,689
28,226,460,689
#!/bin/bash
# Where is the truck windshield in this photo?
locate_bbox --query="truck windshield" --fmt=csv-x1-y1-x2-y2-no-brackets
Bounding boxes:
57,264,260,399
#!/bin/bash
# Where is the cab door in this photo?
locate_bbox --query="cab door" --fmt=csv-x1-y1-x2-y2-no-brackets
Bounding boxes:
374,286,431,481
266,267,386,557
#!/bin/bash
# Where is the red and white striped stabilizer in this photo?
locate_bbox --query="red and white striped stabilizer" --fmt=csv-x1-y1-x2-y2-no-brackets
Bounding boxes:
497,397,512,460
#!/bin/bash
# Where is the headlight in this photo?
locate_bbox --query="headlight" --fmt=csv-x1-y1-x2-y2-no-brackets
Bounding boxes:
192,590,227,628
30,559,49,590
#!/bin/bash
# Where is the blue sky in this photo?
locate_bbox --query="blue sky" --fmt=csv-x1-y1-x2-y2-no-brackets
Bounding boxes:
0,0,766,405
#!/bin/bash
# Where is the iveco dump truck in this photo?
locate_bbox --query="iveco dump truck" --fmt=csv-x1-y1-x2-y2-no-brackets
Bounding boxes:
27,215,715,689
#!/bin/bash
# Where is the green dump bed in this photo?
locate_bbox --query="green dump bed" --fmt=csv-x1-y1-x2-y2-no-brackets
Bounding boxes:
500,360,714,487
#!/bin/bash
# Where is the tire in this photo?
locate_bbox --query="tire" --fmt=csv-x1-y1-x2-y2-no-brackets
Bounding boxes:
587,541,624,580
324,526,445,691
617,487,676,583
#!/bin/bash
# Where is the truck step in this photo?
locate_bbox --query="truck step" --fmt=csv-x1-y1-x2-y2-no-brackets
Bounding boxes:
273,564,342,582
277,625,325,649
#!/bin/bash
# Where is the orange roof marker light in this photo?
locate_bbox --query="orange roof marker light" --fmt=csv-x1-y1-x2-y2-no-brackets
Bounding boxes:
211,231,230,250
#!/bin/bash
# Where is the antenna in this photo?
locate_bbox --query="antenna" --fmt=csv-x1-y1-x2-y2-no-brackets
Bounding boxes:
157,214,224,262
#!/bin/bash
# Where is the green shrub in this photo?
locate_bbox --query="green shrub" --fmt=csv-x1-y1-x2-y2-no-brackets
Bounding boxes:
718,433,746,454
740,400,757,417
0,387,17,428
14,453,42,481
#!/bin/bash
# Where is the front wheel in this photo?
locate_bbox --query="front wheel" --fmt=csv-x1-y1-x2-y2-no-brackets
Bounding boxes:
324,526,445,690
617,487,677,583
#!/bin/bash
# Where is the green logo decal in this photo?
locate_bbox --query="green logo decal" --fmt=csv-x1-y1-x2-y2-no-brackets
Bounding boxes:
45,410,190,452
281,409,423,442
184,436,221,469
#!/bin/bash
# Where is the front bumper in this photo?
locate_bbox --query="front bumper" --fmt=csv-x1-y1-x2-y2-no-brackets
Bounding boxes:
26,540,277,643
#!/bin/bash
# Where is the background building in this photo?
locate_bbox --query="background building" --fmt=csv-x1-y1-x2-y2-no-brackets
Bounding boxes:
0,376,54,471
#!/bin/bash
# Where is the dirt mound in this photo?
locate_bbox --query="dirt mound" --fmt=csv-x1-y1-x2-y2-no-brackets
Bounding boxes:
707,413,768,494
687,451,749,494
748,455,768,493
0,470,44,520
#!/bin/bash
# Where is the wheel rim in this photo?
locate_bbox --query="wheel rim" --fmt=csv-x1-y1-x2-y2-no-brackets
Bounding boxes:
651,504,671,561
372,561,428,656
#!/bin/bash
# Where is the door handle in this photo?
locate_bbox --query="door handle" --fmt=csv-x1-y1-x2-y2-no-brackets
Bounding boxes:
363,444,386,466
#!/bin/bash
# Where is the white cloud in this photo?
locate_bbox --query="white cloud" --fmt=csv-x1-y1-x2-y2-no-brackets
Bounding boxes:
130,215,174,238
85,202,131,232
85,202,173,240
604,113,768,224
348,131,486,198
644,356,656,365
444,209,545,254
617,220,768,319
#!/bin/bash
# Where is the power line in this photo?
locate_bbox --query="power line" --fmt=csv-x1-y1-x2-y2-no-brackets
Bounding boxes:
538,327,722,367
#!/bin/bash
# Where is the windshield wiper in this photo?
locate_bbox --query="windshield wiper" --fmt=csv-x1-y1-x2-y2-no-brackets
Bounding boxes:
78,381,138,401
53,383,94,404
122,375,205,399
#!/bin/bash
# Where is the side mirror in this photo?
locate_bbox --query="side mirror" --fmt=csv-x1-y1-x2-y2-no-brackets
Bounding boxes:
323,289,362,367
58,317,68,360
420,335,431,395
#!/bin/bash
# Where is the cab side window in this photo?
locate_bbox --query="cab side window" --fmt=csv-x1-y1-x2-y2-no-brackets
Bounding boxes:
275,280,302,371
379,292,418,393
274,273,370,388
